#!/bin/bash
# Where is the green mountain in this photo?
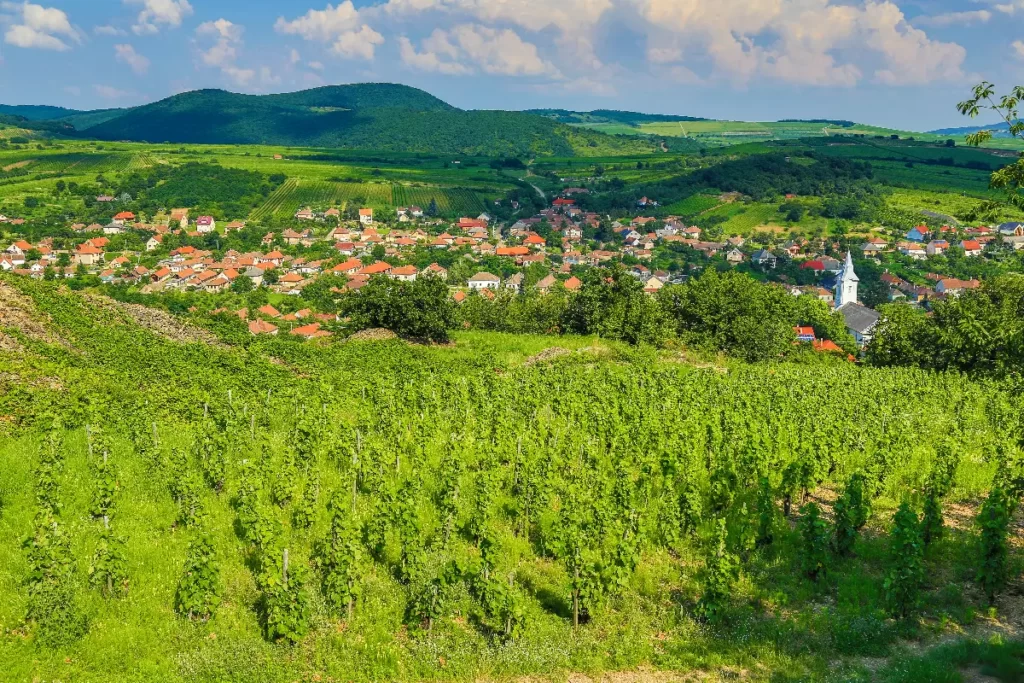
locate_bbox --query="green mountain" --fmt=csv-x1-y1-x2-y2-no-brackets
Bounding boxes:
70,84,668,157
0,104,86,121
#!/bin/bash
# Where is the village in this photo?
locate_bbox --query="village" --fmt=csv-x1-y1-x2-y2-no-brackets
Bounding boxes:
1,188,1020,343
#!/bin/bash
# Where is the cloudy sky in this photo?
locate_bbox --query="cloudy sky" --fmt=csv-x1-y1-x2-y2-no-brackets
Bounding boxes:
0,0,1019,130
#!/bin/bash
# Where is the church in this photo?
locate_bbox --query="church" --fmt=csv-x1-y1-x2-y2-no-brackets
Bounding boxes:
834,252,880,347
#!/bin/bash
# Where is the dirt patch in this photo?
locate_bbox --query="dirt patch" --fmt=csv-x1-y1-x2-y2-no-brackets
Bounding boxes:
83,293,223,347
2,160,33,172
0,280,67,347
347,328,398,342
524,347,572,366
510,670,710,683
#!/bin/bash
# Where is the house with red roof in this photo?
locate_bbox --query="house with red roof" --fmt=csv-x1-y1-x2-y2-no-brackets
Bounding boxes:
112,211,136,226
390,265,418,282
960,240,983,257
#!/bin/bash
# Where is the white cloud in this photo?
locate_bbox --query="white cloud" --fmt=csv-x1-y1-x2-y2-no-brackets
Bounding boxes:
636,0,967,87
4,2,80,51
275,3,385,60
114,43,150,74
400,24,556,77
127,0,193,35
332,24,384,59
193,19,279,91
913,10,992,27
1013,39,1024,60
94,84,131,99
95,25,126,36
196,18,243,68
289,48,301,65
308,60,325,70
996,1,1024,15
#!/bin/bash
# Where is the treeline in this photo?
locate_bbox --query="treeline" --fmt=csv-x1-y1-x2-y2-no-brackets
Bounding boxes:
579,153,874,213
115,162,284,220
867,275,1024,377
334,267,857,359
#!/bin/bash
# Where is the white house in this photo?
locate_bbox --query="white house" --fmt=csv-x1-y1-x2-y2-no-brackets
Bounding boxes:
468,272,500,290
359,208,374,225
196,216,216,233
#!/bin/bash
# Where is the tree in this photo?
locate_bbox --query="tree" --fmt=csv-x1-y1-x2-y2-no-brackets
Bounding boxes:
426,198,439,217
231,275,253,294
561,265,669,345
832,473,868,556
343,274,457,343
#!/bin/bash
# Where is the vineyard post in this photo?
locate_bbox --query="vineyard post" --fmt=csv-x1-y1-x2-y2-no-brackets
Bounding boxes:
283,548,289,586
152,422,159,448
86,424,93,459
251,414,255,440
203,403,208,419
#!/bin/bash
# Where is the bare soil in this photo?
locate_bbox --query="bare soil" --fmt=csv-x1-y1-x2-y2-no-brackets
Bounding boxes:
83,293,223,346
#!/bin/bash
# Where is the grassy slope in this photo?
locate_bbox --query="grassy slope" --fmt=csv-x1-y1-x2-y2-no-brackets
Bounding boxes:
0,278,1022,682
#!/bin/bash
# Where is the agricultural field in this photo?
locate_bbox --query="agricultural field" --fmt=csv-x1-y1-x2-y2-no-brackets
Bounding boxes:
1,278,1023,683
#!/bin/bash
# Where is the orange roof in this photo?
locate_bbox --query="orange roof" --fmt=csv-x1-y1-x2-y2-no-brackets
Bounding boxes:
248,319,278,335
113,211,135,220
813,339,843,354
75,243,102,255
359,208,373,216
391,265,418,276
497,246,530,257
258,305,281,318
359,261,393,275
453,290,466,302
564,276,581,291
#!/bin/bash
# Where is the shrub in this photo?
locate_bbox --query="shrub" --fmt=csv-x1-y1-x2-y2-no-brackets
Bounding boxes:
884,503,924,619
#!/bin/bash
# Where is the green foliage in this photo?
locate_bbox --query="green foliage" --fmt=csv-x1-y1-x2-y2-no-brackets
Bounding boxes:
408,561,461,632
976,487,1014,605
561,265,669,345
799,503,830,581
24,510,88,647
90,453,118,520
196,423,227,493
344,274,457,343
698,518,738,622
884,503,925,619
867,276,1024,377
175,532,222,621
659,269,808,362
833,473,868,556
89,525,128,598
318,493,362,620
755,477,775,547
259,548,311,644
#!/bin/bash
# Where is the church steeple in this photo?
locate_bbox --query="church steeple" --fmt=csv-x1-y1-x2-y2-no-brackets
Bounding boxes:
835,251,859,309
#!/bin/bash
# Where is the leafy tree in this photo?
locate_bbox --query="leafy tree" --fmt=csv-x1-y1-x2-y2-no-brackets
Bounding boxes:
884,503,924,619
231,275,253,294
343,274,457,343
658,268,797,362
561,265,669,345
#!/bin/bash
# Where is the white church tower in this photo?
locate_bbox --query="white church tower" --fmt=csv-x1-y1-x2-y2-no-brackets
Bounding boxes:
834,251,859,309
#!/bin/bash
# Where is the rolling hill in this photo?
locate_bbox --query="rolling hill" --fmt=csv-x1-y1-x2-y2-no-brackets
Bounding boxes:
50,84,672,157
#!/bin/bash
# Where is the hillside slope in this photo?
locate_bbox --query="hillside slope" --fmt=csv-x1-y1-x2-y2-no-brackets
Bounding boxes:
76,84,667,156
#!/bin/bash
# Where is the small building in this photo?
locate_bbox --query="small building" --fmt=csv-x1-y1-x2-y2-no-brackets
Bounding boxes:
751,249,777,269
359,208,374,226
196,216,216,233
468,272,500,290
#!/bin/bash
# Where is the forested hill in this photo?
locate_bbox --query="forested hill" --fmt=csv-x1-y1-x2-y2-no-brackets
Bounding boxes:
65,84,670,157
526,109,708,125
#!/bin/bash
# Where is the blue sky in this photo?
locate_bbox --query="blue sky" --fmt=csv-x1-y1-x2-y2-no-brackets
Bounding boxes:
0,0,1019,130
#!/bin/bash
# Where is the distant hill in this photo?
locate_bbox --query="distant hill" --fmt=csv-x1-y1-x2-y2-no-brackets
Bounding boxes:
59,84,668,157
526,109,707,125
0,104,86,121
929,122,1011,136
